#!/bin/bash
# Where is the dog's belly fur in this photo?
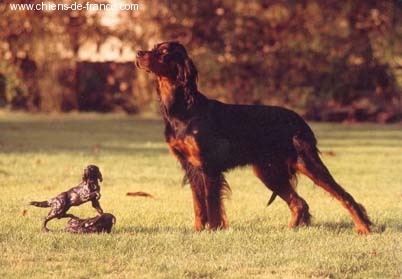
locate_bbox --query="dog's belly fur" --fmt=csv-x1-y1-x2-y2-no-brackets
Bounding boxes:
198,133,294,172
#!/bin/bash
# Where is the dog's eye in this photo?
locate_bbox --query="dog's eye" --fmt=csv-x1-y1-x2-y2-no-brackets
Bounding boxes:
160,48,168,55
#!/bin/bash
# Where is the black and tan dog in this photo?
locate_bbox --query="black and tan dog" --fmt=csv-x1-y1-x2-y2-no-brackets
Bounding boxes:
30,165,104,232
136,41,372,234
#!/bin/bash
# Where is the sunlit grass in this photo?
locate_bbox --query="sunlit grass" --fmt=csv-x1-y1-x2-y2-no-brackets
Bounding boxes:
0,113,401,279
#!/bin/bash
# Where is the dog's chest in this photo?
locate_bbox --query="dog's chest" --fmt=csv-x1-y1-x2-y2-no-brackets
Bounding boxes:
165,118,230,168
168,135,202,167
72,184,96,203
165,118,202,167
78,184,92,196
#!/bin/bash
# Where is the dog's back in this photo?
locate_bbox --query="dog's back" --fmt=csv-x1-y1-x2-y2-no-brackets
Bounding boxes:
29,182,98,209
192,100,317,171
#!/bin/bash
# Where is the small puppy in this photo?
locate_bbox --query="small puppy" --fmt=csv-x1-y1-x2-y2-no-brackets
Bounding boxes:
65,213,116,234
30,165,104,232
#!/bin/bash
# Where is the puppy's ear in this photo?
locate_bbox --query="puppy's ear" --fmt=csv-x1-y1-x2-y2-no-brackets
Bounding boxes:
98,170,103,182
83,167,89,184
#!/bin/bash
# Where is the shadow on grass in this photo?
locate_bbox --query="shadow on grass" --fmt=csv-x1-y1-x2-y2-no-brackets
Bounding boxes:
115,225,194,234
310,221,356,232
30,220,401,235
0,169,10,176
230,218,400,235
1,143,169,156
1,116,169,156
2,116,402,155
372,220,402,233
310,221,401,234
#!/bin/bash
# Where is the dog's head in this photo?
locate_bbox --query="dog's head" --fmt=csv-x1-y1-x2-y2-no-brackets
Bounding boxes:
82,165,103,184
136,41,197,86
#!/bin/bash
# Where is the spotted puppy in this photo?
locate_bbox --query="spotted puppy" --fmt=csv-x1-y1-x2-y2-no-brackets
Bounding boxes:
30,165,103,232
66,213,116,234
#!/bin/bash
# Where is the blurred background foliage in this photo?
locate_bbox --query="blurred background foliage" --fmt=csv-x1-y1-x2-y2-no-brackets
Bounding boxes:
0,0,401,122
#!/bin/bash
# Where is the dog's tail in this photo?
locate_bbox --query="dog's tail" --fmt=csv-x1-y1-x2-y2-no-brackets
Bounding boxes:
126,192,155,199
29,200,50,207
266,193,277,206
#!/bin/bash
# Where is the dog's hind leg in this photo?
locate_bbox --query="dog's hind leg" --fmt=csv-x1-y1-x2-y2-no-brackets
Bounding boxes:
42,197,71,232
43,210,58,232
42,212,76,232
294,138,371,234
253,162,311,228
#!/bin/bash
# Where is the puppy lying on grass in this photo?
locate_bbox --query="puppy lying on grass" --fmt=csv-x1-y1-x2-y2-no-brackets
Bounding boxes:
66,213,116,234
29,165,104,232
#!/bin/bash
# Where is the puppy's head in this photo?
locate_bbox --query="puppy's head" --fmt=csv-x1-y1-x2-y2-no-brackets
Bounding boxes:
136,41,197,85
83,165,103,184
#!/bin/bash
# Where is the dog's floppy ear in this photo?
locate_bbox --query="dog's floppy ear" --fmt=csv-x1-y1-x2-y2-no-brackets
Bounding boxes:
176,57,198,107
98,169,103,182
176,57,197,86
83,167,89,183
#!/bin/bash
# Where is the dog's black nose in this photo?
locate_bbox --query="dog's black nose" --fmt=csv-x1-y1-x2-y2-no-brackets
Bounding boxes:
137,51,146,58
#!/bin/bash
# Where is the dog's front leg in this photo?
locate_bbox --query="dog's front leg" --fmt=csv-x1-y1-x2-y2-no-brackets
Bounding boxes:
184,166,208,231
91,199,104,215
202,173,229,230
190,181,208,231
88,191,101,200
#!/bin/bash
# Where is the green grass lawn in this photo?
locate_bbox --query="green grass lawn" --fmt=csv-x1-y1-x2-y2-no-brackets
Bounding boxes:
0,113,401,279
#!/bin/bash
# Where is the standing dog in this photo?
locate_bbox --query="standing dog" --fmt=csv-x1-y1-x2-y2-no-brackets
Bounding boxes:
136,41,372,234
30,165,104,232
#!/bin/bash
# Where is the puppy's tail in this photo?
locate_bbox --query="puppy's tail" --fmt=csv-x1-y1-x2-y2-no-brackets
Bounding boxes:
29,200,50,207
